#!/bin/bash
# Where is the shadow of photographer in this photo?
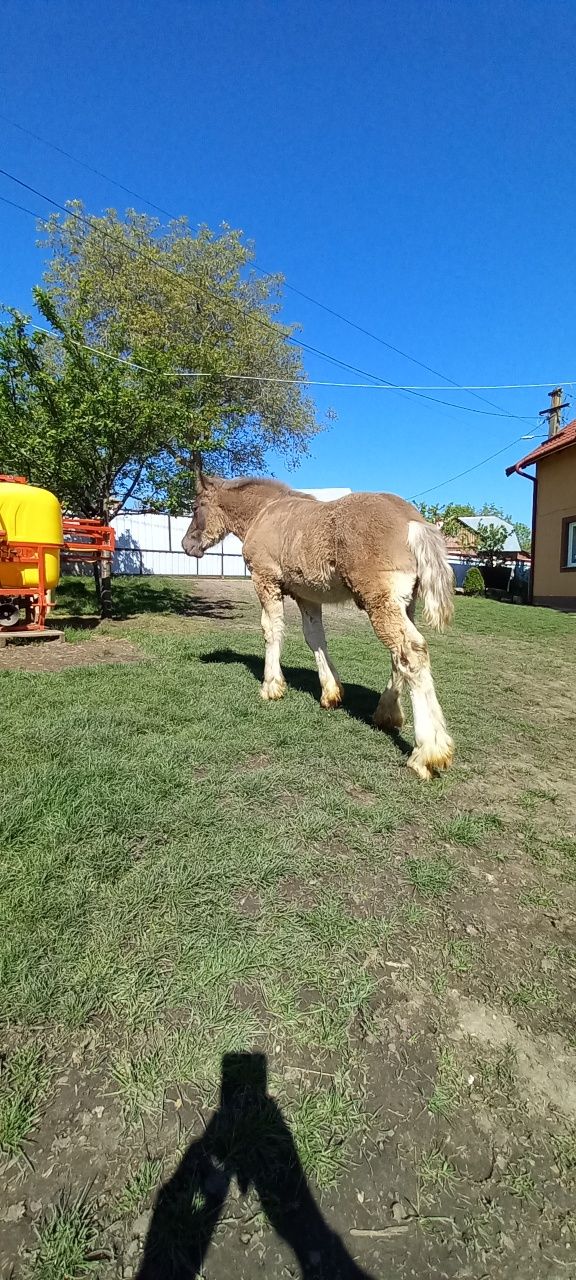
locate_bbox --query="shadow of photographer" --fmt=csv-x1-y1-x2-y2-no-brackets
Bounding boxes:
137,1052,376,1280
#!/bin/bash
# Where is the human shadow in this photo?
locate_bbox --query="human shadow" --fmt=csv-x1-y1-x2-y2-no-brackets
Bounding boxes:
137,1053,376,1280
199,649,412,757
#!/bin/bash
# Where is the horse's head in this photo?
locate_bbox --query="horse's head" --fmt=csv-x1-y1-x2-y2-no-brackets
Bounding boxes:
181,459,227,559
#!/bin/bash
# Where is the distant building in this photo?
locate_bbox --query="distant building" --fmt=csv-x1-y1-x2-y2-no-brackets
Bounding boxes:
507,418,576,609
437,515,527,593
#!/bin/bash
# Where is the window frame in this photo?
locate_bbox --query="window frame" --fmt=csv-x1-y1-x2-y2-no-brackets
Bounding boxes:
560,516,576,571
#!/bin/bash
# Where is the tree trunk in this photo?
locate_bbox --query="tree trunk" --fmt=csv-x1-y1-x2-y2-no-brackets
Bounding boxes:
99,549,113,619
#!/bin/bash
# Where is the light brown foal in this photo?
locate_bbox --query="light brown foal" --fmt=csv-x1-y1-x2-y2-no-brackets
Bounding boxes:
182,472,454,780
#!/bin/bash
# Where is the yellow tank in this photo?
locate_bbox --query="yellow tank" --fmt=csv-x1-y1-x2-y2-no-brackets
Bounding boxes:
0,478,62,590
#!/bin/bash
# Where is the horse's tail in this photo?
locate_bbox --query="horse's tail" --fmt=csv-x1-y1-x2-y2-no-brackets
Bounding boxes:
407,520,454,631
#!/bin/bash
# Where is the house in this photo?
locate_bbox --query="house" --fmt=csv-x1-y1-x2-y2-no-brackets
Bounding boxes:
506,418,576,609
438,516,526,592
456,515,522,556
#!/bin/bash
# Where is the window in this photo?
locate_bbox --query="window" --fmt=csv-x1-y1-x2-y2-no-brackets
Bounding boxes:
568,522,576,567
561,517,576,571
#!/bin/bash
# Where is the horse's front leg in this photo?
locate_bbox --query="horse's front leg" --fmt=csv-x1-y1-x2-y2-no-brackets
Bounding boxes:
253,576,286,701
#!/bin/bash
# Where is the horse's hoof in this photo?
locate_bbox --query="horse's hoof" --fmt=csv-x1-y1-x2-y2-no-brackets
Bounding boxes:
261,678,286,701
407,737,454,780
373,705,405,731
320,683,344,710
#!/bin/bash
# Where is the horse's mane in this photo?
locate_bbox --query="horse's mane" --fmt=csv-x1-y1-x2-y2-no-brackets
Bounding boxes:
221,476,315,499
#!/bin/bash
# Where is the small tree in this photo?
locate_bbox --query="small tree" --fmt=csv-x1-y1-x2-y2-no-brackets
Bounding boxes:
463,566,485,596
475,521,507,568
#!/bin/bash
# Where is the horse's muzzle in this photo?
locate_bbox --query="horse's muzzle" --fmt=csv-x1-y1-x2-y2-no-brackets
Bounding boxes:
181,536,204,558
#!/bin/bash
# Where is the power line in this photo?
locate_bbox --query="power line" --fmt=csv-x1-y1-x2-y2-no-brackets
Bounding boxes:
0,154,536,423
4,308,541,502
23,325,575,393
0,175,536,420
0,110,537,426
410,435,533,500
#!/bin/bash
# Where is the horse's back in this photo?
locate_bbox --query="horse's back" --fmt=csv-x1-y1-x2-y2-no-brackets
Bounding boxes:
332,492,422,579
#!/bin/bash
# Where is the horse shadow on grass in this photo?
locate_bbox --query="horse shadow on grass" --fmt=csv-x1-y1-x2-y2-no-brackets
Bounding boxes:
199,649,413,758
137,1052,376,1280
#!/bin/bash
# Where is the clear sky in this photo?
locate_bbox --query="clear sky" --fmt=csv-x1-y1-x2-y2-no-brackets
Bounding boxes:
1,0,575,522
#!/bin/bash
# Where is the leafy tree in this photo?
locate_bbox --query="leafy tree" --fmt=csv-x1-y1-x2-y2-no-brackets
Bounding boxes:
416,501,475,536
0,204,320,612
417,499,532,555
512,521,531,553
37,204,318,502
475,521,507,567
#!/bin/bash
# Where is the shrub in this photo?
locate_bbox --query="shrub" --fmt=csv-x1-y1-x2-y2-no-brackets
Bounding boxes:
463,566,485,596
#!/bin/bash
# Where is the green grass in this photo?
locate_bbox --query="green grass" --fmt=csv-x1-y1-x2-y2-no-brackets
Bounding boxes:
0,1047,51,1157
428,1048,462,1117
31,1193,98,1280
418,1146,459,1197
551,1131,576,1179
518,888,557,911
290,1082,364,1187
116,1159,164,1217
406,856,457,897
501,1165,538,1203
1,580,576,1272
507,980,557,1010
442,812,503,847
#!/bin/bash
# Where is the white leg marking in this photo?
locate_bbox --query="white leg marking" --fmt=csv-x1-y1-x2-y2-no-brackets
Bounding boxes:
260,598,286,700
298,602,343,708
404,643,453,779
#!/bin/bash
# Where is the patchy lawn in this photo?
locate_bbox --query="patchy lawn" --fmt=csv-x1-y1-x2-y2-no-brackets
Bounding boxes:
1,578,575,1280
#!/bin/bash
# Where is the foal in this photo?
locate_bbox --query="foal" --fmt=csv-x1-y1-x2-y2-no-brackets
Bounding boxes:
182,473,454,780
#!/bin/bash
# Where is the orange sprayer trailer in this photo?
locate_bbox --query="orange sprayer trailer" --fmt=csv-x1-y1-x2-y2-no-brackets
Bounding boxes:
0,475,115,633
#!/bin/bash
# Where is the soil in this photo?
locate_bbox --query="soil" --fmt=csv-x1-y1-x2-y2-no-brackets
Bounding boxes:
2,583,575,1279
0,636,146,673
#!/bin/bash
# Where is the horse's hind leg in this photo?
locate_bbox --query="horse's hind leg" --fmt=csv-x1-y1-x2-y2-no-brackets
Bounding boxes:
372,584,416,730
297,600,344,709
252,574,286,701
365,574,453,779
373,656,405,730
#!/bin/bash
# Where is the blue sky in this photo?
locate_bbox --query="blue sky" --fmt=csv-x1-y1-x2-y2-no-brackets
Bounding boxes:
1,0,575,522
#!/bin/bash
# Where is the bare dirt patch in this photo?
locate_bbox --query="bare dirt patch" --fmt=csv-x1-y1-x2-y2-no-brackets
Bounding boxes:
0,635,145,673
448,991,576,1119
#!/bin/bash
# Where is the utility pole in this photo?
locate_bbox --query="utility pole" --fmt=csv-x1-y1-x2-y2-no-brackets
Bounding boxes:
539,386,568,439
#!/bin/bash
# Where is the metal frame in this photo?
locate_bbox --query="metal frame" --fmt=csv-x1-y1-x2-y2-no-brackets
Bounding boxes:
0,517,116,633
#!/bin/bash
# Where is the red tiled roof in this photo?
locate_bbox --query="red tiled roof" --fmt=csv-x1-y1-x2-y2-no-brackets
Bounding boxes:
506,419,576,473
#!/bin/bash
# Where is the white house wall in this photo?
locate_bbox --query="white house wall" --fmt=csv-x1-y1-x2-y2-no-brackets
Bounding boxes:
112,489,351,577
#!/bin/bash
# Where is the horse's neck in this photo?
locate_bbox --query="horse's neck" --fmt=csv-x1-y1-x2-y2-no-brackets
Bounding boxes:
217,481,285,539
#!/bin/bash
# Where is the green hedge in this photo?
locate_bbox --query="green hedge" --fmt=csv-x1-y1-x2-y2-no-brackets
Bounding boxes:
463,566,485,596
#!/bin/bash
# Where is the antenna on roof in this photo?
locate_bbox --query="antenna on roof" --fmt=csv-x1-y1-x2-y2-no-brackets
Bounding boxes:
539,387,568,439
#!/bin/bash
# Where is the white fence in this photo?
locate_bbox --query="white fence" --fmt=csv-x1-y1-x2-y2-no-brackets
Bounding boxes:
112,489,351,577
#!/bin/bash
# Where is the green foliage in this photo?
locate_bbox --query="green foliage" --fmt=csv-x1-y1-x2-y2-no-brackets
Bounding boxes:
513,521,532,552
475,521,507,562
0,1046,51,1157
0,204,319,518
416,501,475,536
463,566,485,596
31,1192,98,1280
417,500,531,554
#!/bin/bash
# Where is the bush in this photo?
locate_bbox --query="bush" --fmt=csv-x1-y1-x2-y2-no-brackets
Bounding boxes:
463,566,485,596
